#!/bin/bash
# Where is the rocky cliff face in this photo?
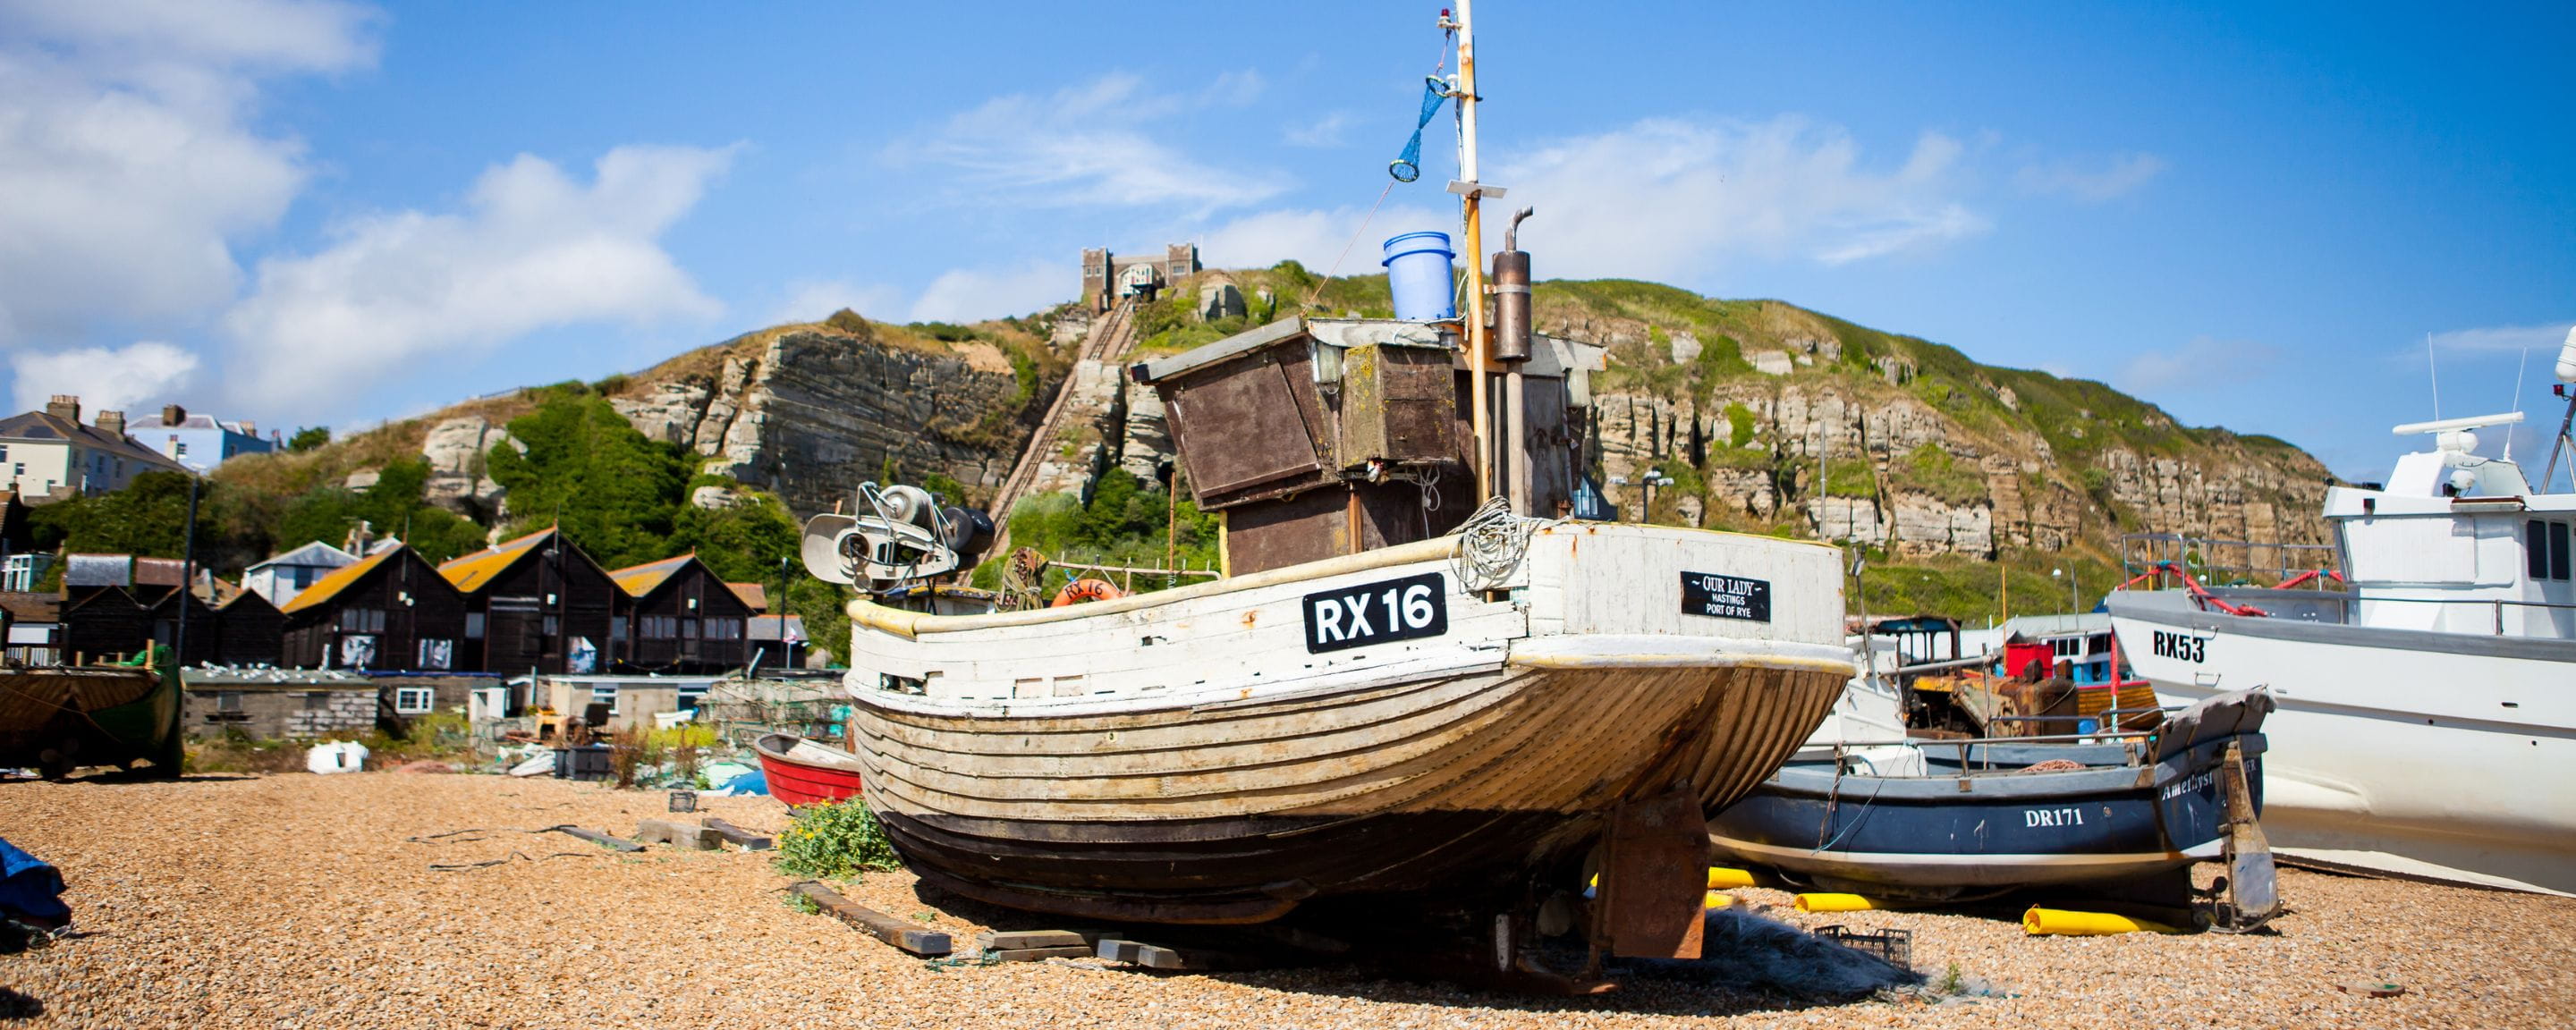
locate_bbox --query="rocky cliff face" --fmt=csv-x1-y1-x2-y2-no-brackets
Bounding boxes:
394,320,1059,523
388,277,2329,571
1552,287,2333,561
605,325,1049,516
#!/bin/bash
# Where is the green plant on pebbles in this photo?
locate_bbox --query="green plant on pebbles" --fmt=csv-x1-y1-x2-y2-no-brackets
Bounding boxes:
775,798,902,881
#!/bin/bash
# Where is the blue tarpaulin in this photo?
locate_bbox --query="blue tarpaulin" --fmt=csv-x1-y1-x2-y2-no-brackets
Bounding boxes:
0,837,68,924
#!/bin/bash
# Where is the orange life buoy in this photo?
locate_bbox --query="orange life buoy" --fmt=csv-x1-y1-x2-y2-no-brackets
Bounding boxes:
1049,578,1127,607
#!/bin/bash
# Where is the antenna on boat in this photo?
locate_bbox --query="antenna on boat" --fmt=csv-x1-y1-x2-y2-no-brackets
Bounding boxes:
2504,346,2530,461
2426,331,2441,420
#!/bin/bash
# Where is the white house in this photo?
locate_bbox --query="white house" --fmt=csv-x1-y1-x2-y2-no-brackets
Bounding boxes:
135,405,277,473
0,396,191,502
242,541,361,606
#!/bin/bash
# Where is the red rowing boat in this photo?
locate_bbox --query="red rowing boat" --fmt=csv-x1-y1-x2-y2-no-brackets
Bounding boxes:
753,732,866,806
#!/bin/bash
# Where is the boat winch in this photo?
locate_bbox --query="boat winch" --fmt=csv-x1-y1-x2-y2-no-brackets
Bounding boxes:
801,482,995,591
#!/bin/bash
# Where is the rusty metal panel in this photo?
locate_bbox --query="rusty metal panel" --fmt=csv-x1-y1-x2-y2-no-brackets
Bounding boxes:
1337,344,1462,469
1218,488,1349,575
1596,788,1707,959
1165,357,1323,499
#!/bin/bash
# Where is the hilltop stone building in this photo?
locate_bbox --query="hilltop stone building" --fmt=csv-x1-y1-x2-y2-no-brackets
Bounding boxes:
1080,244,1200,312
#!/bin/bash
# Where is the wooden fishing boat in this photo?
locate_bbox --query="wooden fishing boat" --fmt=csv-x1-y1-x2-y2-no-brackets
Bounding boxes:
752,731,866,806
1709,688,2274,902
840,524,1851,933
806,3,1855,967
0,654,182,780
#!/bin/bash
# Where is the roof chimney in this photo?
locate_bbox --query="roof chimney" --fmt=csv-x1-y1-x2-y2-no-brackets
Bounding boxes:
45,395,79,423
163,404,186,426
97,409,126,436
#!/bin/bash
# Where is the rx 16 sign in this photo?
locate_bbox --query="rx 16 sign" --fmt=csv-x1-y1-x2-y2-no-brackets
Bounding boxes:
1302,571,1449,654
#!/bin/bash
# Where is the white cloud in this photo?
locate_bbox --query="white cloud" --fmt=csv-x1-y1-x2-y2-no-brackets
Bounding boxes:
2014,152,2167,202
1202,69,1264,107
894,72,1290,214
224,145,734,417
1284,112,1350,148
2119,335,2275,395
1489,114,1988,281
9,341,200,415
908,262,1067,324
0,0,377,345
769,278,909,327
1199,204,1451,275
2427,320,2575,354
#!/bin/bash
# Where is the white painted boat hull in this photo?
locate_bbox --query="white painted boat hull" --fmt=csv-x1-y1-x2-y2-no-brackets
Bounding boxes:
2110,591,2576,894
838,522,1856,922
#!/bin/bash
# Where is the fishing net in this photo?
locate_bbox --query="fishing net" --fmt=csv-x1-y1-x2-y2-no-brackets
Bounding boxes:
1389,76,1450,182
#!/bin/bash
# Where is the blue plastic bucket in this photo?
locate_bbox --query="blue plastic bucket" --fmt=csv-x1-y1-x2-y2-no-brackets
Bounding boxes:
1381,231,1457,321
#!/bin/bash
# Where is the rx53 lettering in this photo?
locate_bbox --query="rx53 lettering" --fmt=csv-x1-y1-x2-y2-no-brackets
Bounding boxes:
1302,571,1448,654
2150,629,2208,663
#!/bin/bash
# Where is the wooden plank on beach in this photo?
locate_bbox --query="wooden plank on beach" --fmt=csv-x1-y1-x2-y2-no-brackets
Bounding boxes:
990,946,1095,962
791,882,952,956
553,826,645,853
976,930,1092,951
699,816,774,850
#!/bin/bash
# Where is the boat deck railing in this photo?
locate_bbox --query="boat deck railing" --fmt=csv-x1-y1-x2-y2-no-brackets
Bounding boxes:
2334,594,2576,638
1821,728,2159,774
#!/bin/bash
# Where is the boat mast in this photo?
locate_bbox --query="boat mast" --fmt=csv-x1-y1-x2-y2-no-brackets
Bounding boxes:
1450,1,1495,502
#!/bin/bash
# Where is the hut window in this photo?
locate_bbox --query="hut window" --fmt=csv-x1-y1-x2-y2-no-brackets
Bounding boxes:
706,618,742,640
465,612,485,639
542,615,558,636
303,691,329,711
609,617,627,641
394,688,434,714
338,608,386,633
681,618,699,638
642,615,677,639
216,691,242,712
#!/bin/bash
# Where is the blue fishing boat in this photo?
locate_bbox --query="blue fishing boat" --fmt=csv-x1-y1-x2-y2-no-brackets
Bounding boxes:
1708,688,2273,900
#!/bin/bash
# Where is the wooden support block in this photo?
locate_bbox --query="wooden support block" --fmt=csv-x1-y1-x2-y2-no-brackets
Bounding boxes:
1091,938,1262,971
791,882,952,956
990,946,1096,962
637,819,720,850
553,826,645,853
977,930,1091,951
699,816,773,851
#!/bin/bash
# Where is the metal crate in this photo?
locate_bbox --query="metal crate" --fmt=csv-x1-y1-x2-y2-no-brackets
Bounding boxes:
1816,924,1911,971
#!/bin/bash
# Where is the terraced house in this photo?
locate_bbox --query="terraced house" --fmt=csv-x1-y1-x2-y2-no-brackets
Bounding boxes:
0,395,190,502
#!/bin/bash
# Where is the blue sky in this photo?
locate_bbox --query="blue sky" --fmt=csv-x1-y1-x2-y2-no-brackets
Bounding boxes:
2,1,2569,481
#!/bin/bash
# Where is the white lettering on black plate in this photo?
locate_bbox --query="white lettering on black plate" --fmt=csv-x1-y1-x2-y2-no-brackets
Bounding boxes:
1304,571,1448,654
1681,571,1772,622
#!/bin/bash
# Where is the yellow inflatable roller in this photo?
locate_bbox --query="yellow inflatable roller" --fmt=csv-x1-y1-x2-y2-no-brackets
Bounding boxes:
1703,891,1735,909
1792,892,1877,913
2022,907,2182,936
1707,867,1757,890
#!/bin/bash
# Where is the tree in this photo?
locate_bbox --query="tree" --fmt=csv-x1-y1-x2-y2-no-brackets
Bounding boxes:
483,391,688,569
287,426,331,452
668,485,800,583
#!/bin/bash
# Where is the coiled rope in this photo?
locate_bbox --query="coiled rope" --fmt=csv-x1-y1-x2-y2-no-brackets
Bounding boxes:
1452,496,1546,591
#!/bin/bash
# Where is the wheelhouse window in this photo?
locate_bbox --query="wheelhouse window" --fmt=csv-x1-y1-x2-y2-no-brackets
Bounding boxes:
2527,519,2572,582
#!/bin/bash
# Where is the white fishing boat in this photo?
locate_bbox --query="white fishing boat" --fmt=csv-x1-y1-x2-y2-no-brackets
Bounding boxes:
798,4,1857,968
2106,329,2576,895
